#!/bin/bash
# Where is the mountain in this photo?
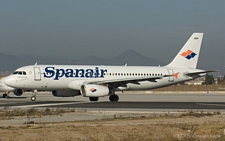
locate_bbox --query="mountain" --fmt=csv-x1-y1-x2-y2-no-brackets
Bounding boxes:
107,49,164,66
0,52,22,71
0,50,164,72
78,49,164,66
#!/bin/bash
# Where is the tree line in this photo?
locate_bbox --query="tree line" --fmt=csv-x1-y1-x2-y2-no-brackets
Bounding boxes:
203,74,225,85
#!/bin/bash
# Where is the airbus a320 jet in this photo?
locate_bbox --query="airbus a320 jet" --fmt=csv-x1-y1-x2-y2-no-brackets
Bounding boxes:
4,33,213,102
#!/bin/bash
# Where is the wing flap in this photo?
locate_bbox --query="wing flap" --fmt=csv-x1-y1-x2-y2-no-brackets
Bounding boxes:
84,75,169,86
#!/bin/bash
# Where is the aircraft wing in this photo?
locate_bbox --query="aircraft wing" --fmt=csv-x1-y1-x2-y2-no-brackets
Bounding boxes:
84,75,170,87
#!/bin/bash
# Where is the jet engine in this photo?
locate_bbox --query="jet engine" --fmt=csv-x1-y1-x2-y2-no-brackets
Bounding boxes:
52,89,81,97
13,89,23,96
81,84,110,97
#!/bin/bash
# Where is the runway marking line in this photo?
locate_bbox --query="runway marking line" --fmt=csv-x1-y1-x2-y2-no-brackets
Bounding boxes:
10,102,86,108
196,103,225,107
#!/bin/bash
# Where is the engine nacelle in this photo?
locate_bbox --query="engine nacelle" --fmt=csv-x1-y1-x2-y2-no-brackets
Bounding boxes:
81,84,109,97
13,89,23,96
52,89,81,97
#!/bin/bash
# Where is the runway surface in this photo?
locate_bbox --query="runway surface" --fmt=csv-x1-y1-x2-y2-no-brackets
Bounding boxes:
1,92,225,111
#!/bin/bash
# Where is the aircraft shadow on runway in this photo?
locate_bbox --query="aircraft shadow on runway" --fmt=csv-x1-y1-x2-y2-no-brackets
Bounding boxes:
0,96,27,99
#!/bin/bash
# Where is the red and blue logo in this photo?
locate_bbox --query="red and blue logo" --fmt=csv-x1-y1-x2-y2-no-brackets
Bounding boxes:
181,50,197,60
90,88,97,93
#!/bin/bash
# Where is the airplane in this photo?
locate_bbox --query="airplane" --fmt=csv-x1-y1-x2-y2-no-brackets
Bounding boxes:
0,76,22,98
4,33,214,102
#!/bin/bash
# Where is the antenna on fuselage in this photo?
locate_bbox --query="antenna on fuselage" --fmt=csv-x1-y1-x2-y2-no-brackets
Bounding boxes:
125,63,127,66
35,62,37,65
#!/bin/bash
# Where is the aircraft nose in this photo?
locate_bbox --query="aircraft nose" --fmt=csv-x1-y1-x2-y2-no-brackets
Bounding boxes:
4,76,15,87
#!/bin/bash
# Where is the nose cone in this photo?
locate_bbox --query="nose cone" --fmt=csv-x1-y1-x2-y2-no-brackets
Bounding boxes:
4,76,16,87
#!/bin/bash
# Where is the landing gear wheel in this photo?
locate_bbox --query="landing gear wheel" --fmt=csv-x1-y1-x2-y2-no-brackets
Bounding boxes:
89,97,99,101
109,95,119,102
31,96,36,101
3,94,9,99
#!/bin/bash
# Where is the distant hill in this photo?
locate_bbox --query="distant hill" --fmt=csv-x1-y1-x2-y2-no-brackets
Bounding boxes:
106,49,163,66
0,50,165,72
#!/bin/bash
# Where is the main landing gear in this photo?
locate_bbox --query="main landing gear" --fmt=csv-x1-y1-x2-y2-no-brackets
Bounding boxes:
31,90,37,101
2,92,9,99
109,95,119,102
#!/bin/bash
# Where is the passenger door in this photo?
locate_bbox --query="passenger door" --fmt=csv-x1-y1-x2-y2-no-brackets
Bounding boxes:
33,67,41,81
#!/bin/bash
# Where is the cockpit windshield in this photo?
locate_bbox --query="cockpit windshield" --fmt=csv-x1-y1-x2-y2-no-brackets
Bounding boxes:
13,71,27,75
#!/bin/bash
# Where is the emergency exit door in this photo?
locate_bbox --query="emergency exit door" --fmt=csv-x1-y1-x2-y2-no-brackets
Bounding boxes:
167,69,174,82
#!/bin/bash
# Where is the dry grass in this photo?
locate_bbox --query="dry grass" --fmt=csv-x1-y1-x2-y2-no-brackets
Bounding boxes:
0,107,76,119
0,108,225,140
0,118,225,141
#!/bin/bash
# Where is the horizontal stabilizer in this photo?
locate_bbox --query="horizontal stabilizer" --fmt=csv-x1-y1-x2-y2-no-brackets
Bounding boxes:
185,70,218,76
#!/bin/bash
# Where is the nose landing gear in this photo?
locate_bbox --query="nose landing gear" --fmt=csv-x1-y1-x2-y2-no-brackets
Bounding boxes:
31,90,37,101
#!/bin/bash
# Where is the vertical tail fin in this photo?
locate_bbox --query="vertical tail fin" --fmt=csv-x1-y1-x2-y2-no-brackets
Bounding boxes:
166,33,203,69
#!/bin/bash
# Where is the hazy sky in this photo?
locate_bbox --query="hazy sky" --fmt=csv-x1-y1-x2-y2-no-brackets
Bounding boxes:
0,1,225,68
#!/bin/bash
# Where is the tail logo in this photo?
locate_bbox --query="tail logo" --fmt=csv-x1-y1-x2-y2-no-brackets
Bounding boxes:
90,88,97,93
181,50,197,60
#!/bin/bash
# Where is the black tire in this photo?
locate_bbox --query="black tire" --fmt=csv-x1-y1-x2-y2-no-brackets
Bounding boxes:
89,97,99,101
109,95,119,102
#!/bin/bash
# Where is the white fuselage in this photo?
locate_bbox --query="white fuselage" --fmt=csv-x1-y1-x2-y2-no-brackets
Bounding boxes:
4,65,203,91
0,77,15,92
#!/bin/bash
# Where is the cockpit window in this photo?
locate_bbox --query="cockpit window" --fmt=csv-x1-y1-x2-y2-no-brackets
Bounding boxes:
12,71,27,75
13,71,18,74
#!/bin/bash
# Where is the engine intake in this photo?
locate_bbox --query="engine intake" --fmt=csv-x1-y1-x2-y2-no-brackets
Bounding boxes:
13,89,23,96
